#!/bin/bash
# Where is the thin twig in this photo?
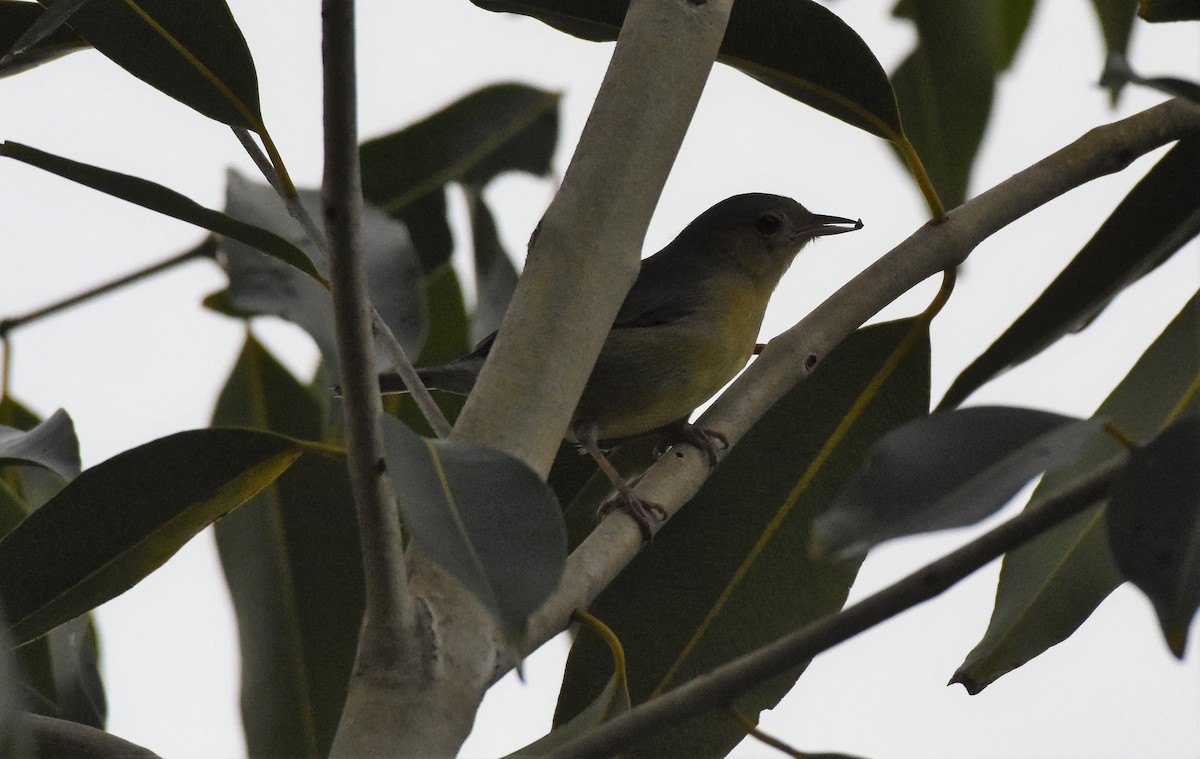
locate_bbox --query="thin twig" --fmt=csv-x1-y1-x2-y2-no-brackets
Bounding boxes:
0,236,217,339
319,0,416,686
546,456,1125,759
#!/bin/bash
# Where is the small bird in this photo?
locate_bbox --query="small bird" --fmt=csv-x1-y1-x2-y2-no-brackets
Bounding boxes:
386,194,861,540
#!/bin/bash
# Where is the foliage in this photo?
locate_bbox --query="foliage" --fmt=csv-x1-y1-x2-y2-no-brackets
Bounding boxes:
1,0,1198,757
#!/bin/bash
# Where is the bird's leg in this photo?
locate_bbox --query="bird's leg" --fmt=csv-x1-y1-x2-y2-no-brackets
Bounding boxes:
654,420,729,468
576,421,667,542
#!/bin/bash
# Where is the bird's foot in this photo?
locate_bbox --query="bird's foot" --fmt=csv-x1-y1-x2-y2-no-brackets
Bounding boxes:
598,489,668,543
655,422,729,467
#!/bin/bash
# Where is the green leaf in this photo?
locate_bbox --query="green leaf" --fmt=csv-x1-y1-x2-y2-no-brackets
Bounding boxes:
0,142,326,285
361,83,560,218
214,171,426,377
816,408,1108,558
54,0,263,129
472,0,902,140
0,428,302,645
1107,412,1200,657
0,409,80,481
1092,0,1138,99
0,601,32,758
939,137,1200,410
463,186,520,343
380,414,566,648
213,335,361,758
509,674,629,757
1101,52,1200,103
0,0,90,77
0,397,67,511
890,0,1017,207
555,319,930,758
1139,0,1200,21
953,287,1200,692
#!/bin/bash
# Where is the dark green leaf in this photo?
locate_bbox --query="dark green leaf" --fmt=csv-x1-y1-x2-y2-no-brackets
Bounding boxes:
464,186,520,343
1107,412,1200,657
213,335,361,758
1092,0,1138,99
0,0,89,77
394,188,454,273
890,0,1007,207
215,171,425,378
555,319,930,758
0,409,80,480
939,137,1200,410
1100,53,1200,103
816,408,1108,558
56,0,262,129
0,142,326,284
0,600,32,758
361,83,559,216
472,0,902,140
953,287,1200,692
1139,0,1200,21
380,414,566,648
0,428,302,645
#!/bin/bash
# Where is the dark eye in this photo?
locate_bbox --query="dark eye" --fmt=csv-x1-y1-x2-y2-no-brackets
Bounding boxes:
754,213,782,236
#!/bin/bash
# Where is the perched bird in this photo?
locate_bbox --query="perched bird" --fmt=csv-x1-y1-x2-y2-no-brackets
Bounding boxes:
386,193,862,540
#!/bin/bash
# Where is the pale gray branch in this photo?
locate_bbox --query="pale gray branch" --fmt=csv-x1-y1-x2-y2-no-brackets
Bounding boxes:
524,97,1200,652
451,0,737,476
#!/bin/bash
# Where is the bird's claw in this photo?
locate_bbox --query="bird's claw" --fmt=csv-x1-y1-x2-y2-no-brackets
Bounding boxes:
599,491,668,543
655,423,729,467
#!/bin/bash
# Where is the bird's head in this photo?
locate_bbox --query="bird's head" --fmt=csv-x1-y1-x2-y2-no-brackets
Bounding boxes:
679,193,862,286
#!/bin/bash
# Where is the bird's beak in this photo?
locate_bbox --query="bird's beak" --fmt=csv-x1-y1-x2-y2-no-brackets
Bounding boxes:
792,214,864,239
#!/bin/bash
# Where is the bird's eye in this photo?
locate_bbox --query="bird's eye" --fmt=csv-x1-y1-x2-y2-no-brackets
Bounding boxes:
754,213,782,236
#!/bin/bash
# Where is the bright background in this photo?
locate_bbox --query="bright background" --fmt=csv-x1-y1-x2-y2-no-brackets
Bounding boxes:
2,2,1198,757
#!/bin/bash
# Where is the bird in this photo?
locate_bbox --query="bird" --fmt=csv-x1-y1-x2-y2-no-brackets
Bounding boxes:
384,193,862,540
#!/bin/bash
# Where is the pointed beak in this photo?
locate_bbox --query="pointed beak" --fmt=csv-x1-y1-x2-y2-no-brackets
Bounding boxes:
792,213,863,240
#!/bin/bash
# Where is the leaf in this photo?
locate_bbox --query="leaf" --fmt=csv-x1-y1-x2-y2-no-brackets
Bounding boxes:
380,414,566,648
55,0,263,129
1139,0,1200,21
816,408,1108,558
509,675,629,757
555,319,930,758
0,601,32,758
1107,412,1200,657
0,409,80,481
1091,0,1138,99
472,0,902,140
0,428,302,645
213,335,361,758
0,0,90,76
0,142,326,284
214,171,425,379
953,287,1200,692
939,136,1200,410
1101,52,1200,103
890,0,1020,207
360,83,560,217
464,186,520,343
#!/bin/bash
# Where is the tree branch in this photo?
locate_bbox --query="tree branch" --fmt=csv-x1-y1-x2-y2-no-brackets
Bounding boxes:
320,2,424,755
546,456,1126,758
451,0,737,476
524,97,1200,652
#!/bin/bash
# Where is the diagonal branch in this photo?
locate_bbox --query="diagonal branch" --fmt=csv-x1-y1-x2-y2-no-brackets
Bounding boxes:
523,97,1200,654
546,456,1125,758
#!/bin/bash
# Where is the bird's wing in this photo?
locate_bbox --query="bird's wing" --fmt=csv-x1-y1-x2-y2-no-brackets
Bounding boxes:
612,253,703,328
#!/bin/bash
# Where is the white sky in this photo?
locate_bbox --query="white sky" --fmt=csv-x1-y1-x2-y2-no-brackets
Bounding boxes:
2,2,1198,757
